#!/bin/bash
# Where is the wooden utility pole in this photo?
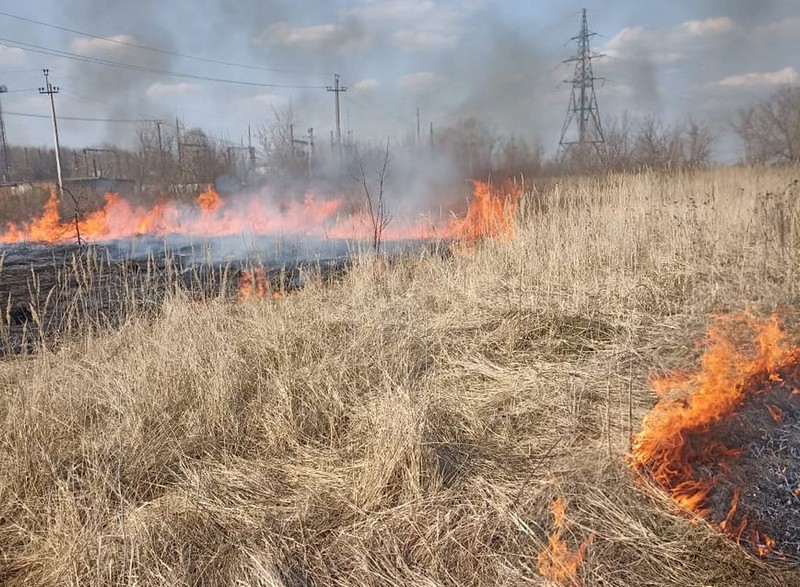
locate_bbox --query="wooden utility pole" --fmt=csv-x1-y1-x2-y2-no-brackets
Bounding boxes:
245,124,254,170
154,119,165,179
175,117,182,181
326,74,347,147
307,127,314,177
0,84,9,182
39,69,63,197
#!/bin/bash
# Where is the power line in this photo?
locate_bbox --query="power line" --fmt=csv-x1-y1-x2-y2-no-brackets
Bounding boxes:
0,10,331,77
5,110,158,123
0,36,328,90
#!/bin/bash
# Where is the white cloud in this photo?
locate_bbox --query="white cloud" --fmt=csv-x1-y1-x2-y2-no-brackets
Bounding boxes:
0,46,27,67
682,17,734,37
395,71,444,90
353,79,380,92
146,82,201,97
714,67,798,87
260,21,368,52
347,0,482,51
603,17,736,64
254,0,482,55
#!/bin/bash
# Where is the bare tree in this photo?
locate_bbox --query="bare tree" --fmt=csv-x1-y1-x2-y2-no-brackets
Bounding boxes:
684,120,713,168
602,112,634,171
733,86,800,164
358,141,392,255
597,114,713,171
258,104,309,183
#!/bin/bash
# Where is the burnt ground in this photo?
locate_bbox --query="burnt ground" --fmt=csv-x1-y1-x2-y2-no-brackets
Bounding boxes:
1,236,449,356
0,238,349,356
680,355,800,565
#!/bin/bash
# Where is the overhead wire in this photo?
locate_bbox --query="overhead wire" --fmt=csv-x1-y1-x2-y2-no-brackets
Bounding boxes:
0,10,331,77
5,110,159,123
0,36,328,90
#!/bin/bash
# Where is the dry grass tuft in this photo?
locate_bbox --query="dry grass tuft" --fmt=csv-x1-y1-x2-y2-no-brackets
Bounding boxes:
1,166,800,586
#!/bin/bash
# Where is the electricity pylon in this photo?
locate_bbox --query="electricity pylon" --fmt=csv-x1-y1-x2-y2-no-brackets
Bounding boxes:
558,9,605,162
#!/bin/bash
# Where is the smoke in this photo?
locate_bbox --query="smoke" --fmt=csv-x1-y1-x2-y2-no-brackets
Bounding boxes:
696,0,784,22
439,16,551,140
25,0,795,167
59,0,177,144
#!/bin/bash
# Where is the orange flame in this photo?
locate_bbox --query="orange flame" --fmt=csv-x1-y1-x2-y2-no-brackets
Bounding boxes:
238,268,269,301
0,181,523,245
631,312,800,557
0,186,353,244
537,496,592,586
448,180,521,241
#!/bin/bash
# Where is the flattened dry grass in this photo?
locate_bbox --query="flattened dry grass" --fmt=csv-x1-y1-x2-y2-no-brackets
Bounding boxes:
1,166,800,586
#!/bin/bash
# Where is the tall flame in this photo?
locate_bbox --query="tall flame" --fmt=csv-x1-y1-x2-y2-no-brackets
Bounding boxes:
448,180,521,241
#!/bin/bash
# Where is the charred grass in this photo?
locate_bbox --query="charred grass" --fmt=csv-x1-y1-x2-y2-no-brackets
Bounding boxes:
1,166,800,586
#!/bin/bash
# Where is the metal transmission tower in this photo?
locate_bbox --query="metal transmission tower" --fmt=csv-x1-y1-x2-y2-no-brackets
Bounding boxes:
558,8,605,161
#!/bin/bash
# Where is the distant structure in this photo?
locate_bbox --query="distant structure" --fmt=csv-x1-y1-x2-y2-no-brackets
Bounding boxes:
558,8,605,161
0,85,9,183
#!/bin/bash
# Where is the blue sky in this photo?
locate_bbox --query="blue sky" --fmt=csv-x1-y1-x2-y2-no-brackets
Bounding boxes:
1,0,799,160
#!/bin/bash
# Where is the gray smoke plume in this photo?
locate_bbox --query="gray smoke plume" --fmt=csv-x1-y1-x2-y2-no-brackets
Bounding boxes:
59,0,177,144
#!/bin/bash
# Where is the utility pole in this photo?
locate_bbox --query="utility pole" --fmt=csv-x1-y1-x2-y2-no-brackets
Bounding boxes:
307,127,314,177
430,121,434,154
558,9,605,162
39,69,63,197
175,117,182,182
154,119,165,181
326,73,347,147
416,107,421,146
247,124,256,168
0,85,9,182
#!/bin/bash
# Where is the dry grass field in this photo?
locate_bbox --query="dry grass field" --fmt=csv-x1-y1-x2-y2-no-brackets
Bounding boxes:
1,166,799,586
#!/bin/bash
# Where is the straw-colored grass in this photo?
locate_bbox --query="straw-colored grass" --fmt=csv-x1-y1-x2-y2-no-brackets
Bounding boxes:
1,166,799,586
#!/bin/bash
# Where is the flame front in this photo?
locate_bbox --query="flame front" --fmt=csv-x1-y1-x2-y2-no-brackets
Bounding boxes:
0,181,521,245
631,312,800,559
537,496,592,587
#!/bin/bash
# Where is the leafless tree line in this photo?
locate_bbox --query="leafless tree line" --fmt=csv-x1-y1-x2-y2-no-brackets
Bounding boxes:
3,121,250,190
2,85,799,194
734,86,800,165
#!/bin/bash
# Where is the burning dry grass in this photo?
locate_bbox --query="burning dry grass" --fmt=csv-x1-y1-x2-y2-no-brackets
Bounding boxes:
1,166,800,586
